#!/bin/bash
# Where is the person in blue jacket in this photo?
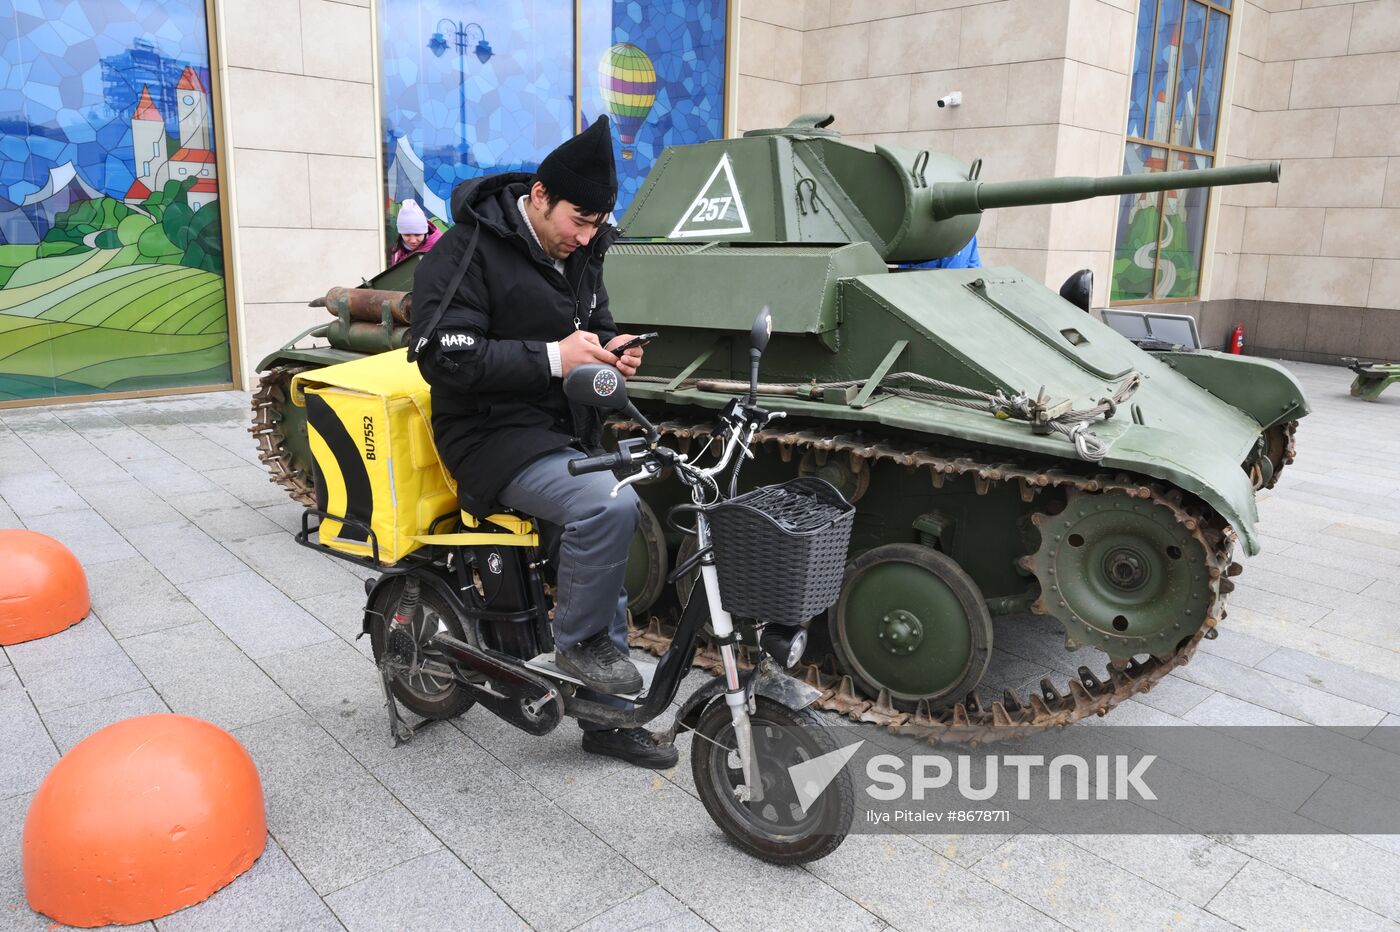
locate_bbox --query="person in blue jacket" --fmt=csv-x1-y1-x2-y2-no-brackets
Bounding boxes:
899,236,980,270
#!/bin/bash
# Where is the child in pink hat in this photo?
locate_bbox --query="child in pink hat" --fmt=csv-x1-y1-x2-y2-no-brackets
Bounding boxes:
390,199,443,264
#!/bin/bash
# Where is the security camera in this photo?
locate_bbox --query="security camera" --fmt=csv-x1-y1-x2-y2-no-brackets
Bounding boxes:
936,91,963,108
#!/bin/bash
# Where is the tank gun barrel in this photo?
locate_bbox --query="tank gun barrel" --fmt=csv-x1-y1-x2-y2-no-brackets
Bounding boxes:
930,161,1282,221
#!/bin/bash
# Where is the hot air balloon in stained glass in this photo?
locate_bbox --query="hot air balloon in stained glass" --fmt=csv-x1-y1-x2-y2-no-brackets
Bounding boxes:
598,42,656,160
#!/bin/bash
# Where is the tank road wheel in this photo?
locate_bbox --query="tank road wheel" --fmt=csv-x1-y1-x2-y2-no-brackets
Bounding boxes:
625,498,669,614
797,448,870,504
1028,489,1210,659
673,535,701,608
830,544,992,712
250,365,317,506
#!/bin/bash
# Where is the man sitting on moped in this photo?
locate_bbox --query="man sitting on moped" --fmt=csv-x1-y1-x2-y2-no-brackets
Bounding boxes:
409,117,676,770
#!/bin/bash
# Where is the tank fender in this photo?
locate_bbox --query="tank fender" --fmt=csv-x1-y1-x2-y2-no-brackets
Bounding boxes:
672,662,822,734
254,323,332,372
1153,351,1310,428
360,567,464,639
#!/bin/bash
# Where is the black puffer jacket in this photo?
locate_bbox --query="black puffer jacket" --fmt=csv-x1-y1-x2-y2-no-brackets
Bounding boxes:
411,172,620,515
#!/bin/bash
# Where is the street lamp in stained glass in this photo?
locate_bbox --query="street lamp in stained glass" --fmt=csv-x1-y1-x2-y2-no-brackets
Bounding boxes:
427,20,493,162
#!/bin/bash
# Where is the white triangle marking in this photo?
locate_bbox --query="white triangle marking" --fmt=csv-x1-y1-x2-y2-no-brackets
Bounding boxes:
670,152,751,238
788,739,864,814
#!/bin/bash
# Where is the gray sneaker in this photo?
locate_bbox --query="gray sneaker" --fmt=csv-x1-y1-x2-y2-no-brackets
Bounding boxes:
555,632,644,694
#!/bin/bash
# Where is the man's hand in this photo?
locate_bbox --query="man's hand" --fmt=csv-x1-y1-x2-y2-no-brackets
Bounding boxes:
558,330,618,376
606,334,645,378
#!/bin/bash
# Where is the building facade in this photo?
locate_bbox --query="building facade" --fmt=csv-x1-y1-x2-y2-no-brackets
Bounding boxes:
740,0,1400,364
0,0,1396,406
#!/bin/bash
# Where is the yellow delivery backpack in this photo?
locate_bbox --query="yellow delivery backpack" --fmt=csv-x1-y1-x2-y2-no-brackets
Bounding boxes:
292,349,458,564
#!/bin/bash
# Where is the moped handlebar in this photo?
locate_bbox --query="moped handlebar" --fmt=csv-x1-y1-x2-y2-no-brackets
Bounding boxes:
568,450,630,476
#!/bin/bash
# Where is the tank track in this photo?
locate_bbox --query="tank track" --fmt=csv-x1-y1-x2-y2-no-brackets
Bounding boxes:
249,365,317,507
1263,419,1298,490
615,415,1246,745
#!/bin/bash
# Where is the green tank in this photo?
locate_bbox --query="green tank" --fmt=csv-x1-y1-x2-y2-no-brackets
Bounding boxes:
253,113,1306,740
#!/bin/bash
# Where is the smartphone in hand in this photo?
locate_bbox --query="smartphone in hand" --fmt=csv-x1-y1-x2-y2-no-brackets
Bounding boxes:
612,332,658,355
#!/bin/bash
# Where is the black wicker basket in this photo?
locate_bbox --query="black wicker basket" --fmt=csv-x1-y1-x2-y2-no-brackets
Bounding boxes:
707,477,854,625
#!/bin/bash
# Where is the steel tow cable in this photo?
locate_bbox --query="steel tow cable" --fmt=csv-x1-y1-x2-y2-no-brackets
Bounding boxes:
635,371,1142,462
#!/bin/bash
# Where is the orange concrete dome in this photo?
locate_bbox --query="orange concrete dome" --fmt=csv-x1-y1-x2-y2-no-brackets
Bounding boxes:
23,714,267,928
0,529,90,645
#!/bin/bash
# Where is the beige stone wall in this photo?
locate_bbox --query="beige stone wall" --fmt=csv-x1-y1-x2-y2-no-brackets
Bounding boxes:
736,0,1139,307
1214,0,1400,359
736,0,805,131
211,0,384,385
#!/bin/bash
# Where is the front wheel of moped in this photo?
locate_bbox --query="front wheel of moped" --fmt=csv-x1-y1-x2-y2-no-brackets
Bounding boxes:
691,697,853,865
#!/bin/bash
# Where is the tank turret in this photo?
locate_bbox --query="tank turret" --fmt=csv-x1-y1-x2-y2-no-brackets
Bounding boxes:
620,113,1280,263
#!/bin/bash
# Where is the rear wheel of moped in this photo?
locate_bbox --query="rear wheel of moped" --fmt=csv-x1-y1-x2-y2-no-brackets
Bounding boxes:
691,697,853,864
369,577,477,721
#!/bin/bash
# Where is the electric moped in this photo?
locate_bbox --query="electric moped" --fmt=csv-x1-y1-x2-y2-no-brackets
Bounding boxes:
305,310,856,864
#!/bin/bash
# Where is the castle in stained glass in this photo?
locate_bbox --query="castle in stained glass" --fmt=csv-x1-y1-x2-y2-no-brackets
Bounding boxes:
122,67,217,210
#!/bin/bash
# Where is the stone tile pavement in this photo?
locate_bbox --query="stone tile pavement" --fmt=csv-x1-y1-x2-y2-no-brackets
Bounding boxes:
1,361,1398,931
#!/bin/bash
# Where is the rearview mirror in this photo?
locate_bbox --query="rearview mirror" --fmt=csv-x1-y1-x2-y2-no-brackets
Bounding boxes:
751,306,772,355
563,364,629,410
745,306,772,407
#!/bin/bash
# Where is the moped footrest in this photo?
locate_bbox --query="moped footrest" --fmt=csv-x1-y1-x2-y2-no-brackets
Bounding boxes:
525,652,659,700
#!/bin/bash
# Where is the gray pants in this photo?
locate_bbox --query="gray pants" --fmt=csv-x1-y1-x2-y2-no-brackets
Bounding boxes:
498,448,638,656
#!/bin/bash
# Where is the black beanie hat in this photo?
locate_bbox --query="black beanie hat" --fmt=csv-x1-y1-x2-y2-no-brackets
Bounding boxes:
535,116,617,215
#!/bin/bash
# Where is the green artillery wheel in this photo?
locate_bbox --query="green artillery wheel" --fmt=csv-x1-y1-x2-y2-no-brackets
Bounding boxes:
625,498,669,614
830,544,992,711
1028,489,1210,659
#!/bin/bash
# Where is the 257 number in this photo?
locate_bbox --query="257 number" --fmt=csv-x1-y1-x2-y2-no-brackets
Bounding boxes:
685,196,732,224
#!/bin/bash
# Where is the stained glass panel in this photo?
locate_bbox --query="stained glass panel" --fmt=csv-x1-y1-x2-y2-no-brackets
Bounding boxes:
1125,0,1158,139
1112,145,1169,302
0,0,230,402
1114,0,1231,303
1196,8,1229,152
1171,1,1208,148
378,0,575,234
1160,151,1211,298
579,0,728,218
379,1,729,243
1146,0,1185,144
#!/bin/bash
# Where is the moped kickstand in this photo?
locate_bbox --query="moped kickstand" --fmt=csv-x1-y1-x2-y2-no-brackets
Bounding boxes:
377,660,435,748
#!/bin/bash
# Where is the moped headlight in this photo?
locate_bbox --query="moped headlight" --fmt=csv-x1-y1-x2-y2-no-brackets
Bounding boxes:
760,624,808,669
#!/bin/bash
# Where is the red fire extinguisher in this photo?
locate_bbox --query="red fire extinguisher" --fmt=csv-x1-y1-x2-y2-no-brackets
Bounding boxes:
1227,322,1245,355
